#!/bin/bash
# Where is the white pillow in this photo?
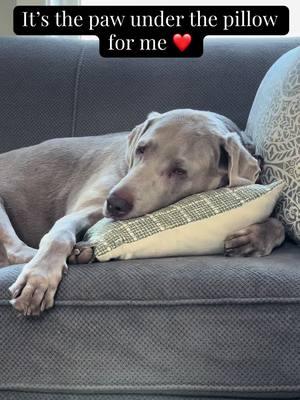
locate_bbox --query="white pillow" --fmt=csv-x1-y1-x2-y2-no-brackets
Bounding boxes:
85,181,283,262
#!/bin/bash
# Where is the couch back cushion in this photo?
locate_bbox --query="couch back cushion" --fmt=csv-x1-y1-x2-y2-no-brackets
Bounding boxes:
0,36,299,152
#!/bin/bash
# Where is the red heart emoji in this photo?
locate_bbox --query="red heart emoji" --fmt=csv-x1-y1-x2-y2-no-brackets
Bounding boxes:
173,33,192,52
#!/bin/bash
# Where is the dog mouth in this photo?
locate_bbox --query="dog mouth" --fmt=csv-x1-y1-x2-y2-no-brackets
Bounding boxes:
104,212,129,221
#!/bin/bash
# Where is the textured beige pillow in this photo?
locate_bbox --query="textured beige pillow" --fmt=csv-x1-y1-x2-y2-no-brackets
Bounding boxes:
84,182,283,262
245,46,300,243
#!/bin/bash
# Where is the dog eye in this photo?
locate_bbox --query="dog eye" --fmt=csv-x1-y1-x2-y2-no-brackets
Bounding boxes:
172,168,187,176
136,145,147,155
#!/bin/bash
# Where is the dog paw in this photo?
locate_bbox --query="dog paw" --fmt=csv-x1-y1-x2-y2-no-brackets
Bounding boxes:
8,261,65,316
68,242,94,264
224,224,273,257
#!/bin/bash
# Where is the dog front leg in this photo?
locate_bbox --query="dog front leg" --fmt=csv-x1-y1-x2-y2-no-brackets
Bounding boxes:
0,197,37,265
9,207,101,316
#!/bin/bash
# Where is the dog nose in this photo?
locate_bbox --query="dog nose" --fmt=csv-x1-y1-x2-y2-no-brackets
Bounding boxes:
106,193,133,218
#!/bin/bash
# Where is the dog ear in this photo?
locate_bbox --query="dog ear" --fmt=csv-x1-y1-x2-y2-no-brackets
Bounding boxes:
127,113,159,167
220,133,260,187
127,121,147,150
214,112,240,134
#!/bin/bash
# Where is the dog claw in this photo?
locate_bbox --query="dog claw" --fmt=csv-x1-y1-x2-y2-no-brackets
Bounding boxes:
12,288,21,298
63,263,68,275
32,309,40,317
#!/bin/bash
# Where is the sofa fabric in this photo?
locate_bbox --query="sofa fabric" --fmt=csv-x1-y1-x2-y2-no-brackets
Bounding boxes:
0,395,292,400
0,37,300,399
1,242,300,398
0,37,300,152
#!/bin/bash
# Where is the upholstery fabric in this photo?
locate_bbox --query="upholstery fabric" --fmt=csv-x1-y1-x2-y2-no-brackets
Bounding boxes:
1,242,300,398
245,46,300,243
0,395,289,400
0,37,300,152
85,182,283,261
0,395,296,400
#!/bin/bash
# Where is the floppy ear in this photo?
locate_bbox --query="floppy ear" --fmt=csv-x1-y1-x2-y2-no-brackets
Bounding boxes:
220,133,260,187
127,113,159,167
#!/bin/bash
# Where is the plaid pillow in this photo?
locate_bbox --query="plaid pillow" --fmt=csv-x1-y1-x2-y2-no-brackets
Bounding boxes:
85,181,283,261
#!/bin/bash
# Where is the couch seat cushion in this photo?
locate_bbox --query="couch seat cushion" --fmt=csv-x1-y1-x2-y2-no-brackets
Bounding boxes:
0,242,300,398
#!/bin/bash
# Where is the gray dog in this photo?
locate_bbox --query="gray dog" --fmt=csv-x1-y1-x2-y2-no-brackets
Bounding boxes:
2,109,284,316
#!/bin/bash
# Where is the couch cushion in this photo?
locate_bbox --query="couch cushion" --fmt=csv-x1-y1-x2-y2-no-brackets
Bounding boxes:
0,242,300,398
75,37,300,136
0,37,300,153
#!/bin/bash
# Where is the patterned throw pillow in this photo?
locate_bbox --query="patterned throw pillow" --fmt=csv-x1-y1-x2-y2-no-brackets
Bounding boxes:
84,182,283,262
245,46,300,243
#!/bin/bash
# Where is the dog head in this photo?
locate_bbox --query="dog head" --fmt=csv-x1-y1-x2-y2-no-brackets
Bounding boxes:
104,109,260,219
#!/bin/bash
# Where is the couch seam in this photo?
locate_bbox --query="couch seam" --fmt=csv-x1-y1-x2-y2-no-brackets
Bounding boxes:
1,384,300,393
1,297,300,306
71,42,86,137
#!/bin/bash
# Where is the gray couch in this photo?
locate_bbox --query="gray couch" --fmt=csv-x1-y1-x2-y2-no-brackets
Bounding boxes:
0,37,300,400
